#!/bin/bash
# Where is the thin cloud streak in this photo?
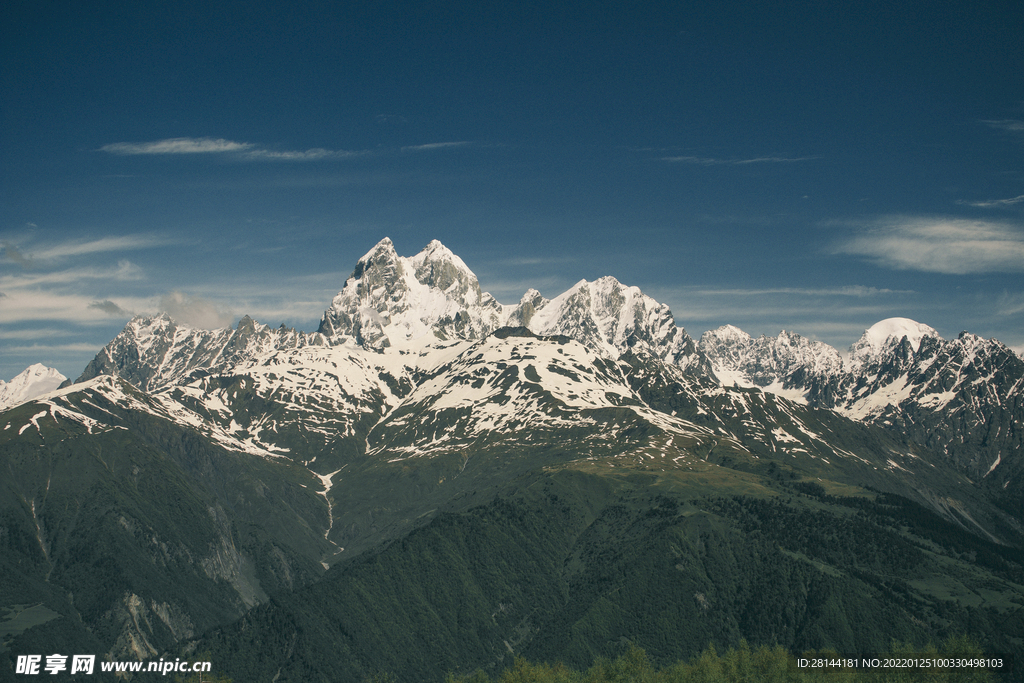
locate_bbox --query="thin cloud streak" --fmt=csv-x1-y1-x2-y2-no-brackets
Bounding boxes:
244,148,357,161
401,142,472,151
957,195,1024,208
661,155,819,165
99,136,453,162
100,138,254,154
0,328,72,340
982,119,1024,133
0,291,137,324
98,136,478,166
30,235,173,261
834,216,1024,274
995,291,1024,317
4,343,104,354
1,261,144,288
689,286,911,297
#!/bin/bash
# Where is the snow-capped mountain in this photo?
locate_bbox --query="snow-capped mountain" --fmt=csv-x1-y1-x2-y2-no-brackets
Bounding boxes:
699,326,844,403
5,236,1023,673
317,238,709,369
318,238,508,348
76,312,328,392
364,327,714,462
62,238,1022,488
0,363,66,411
699,318,944,400
516,277,710,373
847,317,940,375
841,329,1024,484
700,317,1024,485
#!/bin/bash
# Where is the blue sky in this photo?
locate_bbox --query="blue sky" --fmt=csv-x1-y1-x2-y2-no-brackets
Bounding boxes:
2,0,1023,381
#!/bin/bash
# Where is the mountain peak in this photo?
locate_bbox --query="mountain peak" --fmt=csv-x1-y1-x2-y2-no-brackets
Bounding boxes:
523,274,701,366
703,324,752,344
849,318,940,371
409,239,480,297
0,363,68,411
318,238,505,349
520,288,544,304
363,236,396,257
418,239,453,258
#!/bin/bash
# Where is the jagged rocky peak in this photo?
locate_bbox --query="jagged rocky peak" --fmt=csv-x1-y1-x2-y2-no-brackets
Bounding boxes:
0,363,68,411
703,324,752,343
507,288,549,328
318,237,507,350
699,325,844,394
76,313,228,391
75,311,324,392
409,239,479,299
848,318,941,373
524,275,698,366
699,325,754,366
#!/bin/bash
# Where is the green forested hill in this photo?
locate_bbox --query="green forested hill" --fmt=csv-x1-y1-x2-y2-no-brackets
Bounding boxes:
0,390,333,680
192,468,1023,683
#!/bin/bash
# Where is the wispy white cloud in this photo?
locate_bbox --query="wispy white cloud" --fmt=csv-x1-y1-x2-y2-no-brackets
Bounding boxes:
995,291,1024,317
401,142,472,151
0,290,137,324
30,236,173,261
835,216,1024,274
661,155,819,165
4,343,104,354
158,291,236,330
245,148,356,161
1,241,32,265
957,194,1024,208
98,136,477,163
690,285,910,297
982,119,1024,133
100,137,364,162
0,236,160,326
100,137,255,155
0,328,73,340
1,261,144,288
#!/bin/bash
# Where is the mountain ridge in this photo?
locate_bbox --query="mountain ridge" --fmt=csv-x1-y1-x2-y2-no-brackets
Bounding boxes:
3,236,1022,679
67,237,1022,487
